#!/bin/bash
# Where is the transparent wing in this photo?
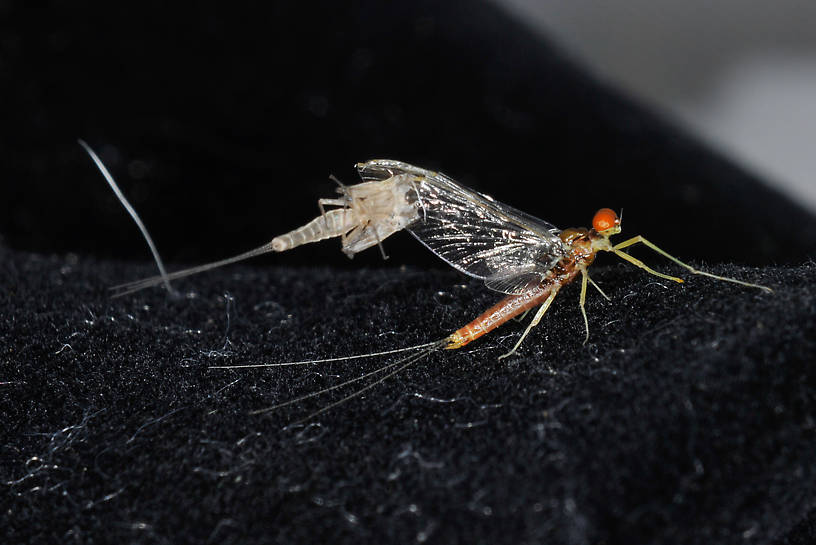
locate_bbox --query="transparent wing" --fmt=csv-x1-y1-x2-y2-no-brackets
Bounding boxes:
356,160,568,294
483,269,546,295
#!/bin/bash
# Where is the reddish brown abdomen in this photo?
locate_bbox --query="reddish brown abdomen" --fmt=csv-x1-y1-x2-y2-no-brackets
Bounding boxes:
445,282,554,349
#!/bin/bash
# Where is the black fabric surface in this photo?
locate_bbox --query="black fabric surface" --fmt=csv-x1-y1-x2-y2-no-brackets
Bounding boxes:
2,251,815,544
2,1,815,544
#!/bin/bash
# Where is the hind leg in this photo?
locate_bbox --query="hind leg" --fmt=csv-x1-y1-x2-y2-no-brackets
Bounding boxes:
498,289,559,360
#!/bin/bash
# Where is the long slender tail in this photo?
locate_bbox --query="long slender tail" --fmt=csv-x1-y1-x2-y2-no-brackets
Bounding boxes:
250,340,447,422
285,345,442,424
111,208,357,297
210,338,448,422
208,339,444,369
110,241,277,297
79,139,175,295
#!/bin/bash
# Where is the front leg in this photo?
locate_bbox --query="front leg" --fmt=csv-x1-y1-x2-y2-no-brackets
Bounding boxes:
613,236,772,292
318,198,347,215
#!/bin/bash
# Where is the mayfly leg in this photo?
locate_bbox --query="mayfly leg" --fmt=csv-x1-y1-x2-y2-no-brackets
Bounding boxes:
497,289,559,360
612,235,773,292
587,275,610,300
611,249,685,284
578,270,590,345
572,269,610,345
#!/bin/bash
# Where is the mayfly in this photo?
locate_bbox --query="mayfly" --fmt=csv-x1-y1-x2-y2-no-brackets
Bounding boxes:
212,159,772,420
82,143,423,297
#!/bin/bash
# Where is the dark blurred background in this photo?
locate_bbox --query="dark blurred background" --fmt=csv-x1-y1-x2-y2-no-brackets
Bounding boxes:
2,0,814,275
503,0,816,216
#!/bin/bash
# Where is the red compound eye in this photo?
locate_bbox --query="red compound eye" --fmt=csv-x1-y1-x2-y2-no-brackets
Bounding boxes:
592,208,618,231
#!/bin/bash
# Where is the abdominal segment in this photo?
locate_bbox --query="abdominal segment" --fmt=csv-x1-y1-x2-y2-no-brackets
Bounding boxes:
445,281,555,349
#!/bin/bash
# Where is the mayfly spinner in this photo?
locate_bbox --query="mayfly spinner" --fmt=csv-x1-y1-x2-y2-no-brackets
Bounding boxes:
355,160,771,356
212,160,772,420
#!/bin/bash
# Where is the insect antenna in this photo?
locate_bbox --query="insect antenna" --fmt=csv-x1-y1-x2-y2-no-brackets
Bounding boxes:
79,139,176,296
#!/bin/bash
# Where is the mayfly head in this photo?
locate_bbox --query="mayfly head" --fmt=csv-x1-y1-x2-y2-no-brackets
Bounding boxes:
591,208,621,236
